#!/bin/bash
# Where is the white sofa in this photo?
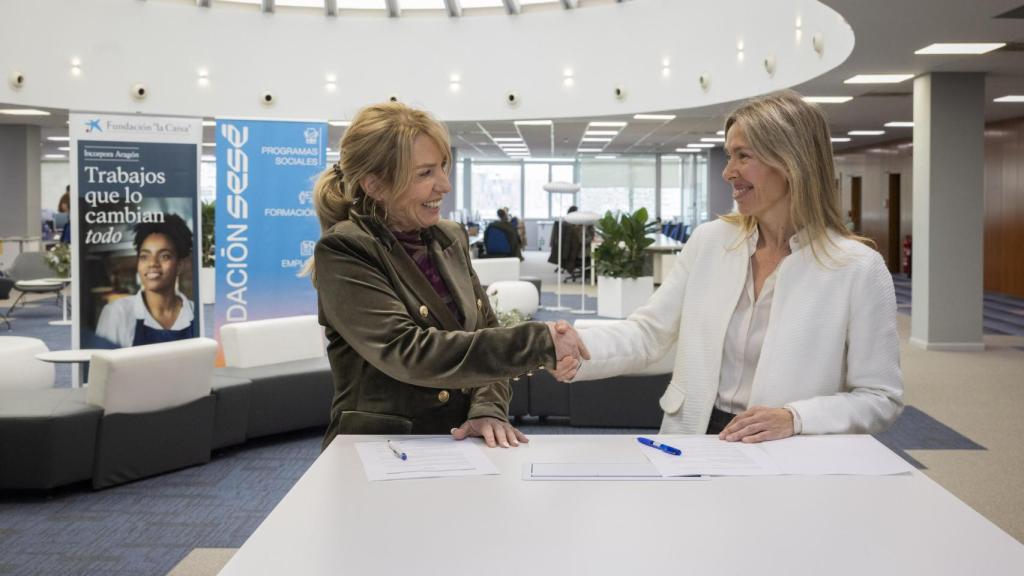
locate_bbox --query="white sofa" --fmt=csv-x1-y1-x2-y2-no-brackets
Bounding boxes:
215,315,333,440
220,314,324,369
86,338,218,488
470,257,520,287
0,336,54,390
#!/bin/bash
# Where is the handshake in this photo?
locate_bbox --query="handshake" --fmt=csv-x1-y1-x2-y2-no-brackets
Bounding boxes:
545,320,590,382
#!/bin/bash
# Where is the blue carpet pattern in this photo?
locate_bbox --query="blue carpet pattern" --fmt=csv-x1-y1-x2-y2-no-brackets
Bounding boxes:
892,274,1024,340
1,282,1016,575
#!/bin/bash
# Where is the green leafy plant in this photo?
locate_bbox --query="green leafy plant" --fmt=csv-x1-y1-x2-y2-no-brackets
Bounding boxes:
201,200,215,268
593,207,659,279
44,243,71,278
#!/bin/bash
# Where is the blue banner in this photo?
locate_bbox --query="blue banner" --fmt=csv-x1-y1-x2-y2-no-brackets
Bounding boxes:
214,119,325,348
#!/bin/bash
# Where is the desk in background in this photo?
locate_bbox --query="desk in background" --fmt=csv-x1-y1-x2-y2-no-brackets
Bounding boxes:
645,233,685,284
221,435,1024,576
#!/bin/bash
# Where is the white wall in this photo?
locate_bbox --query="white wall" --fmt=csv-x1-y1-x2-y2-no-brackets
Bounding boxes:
40,161,70,214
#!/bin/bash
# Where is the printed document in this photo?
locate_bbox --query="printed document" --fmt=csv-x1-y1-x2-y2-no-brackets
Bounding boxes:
355,437,499,481
641,436,782,477
640,435,915,477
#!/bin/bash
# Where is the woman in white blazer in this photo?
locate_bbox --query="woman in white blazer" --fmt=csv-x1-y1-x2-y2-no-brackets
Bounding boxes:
559,91,903,442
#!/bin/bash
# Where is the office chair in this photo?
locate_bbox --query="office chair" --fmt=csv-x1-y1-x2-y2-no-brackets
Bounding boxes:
3,252,65,324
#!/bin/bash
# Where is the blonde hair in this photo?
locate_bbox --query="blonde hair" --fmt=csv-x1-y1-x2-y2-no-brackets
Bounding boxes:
303,102,452,282
720,90,872,263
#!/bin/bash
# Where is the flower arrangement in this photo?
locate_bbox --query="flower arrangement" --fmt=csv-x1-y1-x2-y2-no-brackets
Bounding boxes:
44,243,71,278
593,207,659,279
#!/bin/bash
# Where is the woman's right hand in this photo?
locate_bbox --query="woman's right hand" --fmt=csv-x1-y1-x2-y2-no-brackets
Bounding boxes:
547,320,589,381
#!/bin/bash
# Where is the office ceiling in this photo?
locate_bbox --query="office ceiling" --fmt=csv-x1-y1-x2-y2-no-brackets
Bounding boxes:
5,0,1024,159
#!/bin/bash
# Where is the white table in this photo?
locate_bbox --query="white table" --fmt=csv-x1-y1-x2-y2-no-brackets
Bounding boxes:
221,435,1024,576
35,349,103,388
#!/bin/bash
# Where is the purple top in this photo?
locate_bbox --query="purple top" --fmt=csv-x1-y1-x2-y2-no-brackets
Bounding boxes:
392,229,463,324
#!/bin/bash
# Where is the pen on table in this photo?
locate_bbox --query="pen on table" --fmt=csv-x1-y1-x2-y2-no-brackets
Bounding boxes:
387,440,407,461
637,437,682,456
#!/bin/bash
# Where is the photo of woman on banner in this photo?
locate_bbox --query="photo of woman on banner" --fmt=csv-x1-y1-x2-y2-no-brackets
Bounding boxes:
95,213,197,347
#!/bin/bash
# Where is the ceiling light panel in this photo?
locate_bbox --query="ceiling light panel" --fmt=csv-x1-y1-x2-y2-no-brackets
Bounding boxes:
584,130,619,136
802,96,853,103
844,74,914,84
0,109,50,116
994,95,1024,103
884,122,913,127
915,43,1005,55
848,130,885,136
633,114,676,120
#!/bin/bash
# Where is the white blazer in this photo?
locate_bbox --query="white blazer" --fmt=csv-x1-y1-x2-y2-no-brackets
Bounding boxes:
576,219,903,435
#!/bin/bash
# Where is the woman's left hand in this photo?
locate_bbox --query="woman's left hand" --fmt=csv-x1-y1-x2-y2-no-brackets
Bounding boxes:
451,417,529,448
719,406,794,443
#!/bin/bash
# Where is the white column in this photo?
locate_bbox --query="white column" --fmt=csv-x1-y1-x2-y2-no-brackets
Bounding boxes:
910,73,985,351
0,125,42,237
706,148,733,219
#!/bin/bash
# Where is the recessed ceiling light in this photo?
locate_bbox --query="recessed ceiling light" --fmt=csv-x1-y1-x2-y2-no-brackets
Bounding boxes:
802,96,853,104
584,130,619,136
47,136,70,142
578,148,602,152
589,121,627,127
831,137,852,143
700,137,725,143
493,137,523,142
915,43,1005,55
514,120,553,126
675,148,701,153
44,154,66,159
328,120,351,127
848,130,886,136
993,95,1024,103
0,109,50,116
57,146,70,152
202,120,216,127
595,155,617,159
688,143,715,148
884,121,913,127
633,114,676,121
716,130,725,136
581,137,613,142
844,74,914,84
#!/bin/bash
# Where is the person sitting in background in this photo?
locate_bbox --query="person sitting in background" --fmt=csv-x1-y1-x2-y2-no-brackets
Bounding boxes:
54,185,71,242
96,214,197,348
553,90,903,442
483,208,523,260
306,101,587,450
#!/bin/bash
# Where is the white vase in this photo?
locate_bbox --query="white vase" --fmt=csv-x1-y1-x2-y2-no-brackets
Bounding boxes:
597,275,654,319
200,266,216,305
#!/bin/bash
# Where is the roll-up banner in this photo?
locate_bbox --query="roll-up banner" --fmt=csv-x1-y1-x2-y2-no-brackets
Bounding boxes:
69,113,203,351
214,119,325,358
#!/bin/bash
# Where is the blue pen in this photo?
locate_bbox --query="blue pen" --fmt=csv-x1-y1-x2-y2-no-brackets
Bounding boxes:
637,437,682,456
387,440,407,461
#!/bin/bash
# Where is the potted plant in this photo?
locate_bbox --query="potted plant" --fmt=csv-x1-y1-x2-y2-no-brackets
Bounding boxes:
593,207,659,318
44,243,71,278
200,200,216,305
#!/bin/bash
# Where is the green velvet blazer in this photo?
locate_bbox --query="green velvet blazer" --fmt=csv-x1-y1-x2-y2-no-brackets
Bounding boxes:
315,210,555,448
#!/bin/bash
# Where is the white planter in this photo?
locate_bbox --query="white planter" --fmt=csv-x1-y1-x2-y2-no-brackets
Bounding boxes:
200,266,216,305
597,275,654,319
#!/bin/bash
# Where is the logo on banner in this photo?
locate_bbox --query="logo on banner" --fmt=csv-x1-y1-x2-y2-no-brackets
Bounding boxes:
303,127,319,145
298,190,312,205
300,240,315,257
84,119,103,133
221,123,251,323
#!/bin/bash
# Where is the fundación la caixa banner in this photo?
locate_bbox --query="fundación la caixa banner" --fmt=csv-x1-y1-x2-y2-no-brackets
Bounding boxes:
69,113,203,350
214,119,325,350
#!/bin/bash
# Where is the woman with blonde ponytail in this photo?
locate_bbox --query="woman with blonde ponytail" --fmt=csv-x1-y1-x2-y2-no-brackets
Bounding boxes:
310,102,588,449
562,91,903,442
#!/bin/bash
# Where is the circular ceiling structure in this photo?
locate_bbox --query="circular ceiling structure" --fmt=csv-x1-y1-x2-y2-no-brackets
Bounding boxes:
0,0,854,122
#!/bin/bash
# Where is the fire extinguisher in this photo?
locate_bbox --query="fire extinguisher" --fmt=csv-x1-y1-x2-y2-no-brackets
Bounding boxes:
902,235,912,278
